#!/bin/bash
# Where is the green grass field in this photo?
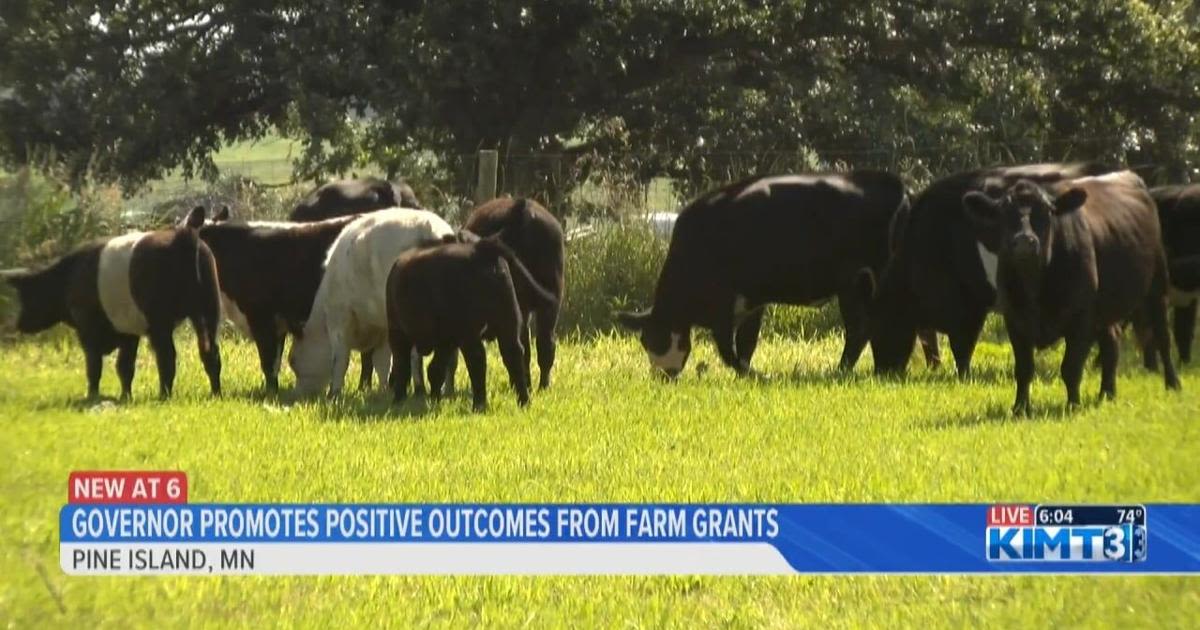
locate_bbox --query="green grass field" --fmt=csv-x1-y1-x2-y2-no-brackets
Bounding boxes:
2,324,1198,626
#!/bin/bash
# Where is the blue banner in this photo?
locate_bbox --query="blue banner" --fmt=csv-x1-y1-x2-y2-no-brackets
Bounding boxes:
60,503,1200,574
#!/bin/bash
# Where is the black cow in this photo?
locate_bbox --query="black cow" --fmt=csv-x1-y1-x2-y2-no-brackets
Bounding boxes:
463,197,565,389
289,177,421,222
861,162,1116,376
961,172,1180,414
198,209,358,391
1133,184,1200,366
386,234,558,411
617,171,910,377
3,207,222,400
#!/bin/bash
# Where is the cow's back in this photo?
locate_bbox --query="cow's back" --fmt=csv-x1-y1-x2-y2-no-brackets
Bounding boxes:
290,178,398,221
666,172,904,293
319,208,455,344
1058,172,1163,323
464,197,565,296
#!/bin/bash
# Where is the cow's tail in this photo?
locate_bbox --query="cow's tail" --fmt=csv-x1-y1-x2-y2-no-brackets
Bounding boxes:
478,236,557,310
183,218,221,355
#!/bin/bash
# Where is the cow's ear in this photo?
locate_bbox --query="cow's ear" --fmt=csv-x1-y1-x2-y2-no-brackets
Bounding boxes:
214,206,231,222
962,191,1001,228
855,267,877,302
1054,187,1087,215
183,206,206,229
616,309,652,332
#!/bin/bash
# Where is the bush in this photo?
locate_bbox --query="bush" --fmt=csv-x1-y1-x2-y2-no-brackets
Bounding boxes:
559,222,667,336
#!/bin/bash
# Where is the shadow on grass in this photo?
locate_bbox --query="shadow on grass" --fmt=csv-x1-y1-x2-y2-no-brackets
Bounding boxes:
923,397,1105,430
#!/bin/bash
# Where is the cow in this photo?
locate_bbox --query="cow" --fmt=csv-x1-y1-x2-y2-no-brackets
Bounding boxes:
961,171,1180,414
860,162,1116,376
463,197,565,389
616,171,911,378
288,208,454,397
289,177,422,222
1132,184,1200,367
198,209,358,391
288,178,422,390
2,207,222,400
386,234,559,410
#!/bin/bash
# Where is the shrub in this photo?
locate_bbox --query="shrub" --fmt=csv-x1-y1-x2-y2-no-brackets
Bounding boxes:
559,222,667,336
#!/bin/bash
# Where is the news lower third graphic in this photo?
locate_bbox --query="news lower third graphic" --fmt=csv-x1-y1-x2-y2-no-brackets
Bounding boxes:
61,472,1200,575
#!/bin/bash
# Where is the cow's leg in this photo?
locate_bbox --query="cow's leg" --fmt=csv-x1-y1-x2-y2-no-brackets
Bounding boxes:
249,317,282,392
917,329,941,369
115,335,140,401
82,340,103,401
499,333,530,407
518,316,533,389
1060,322,1095,408
371,346,390,392
1128,308,1157,370
191,316,221,396
949,308,987,379
461,338,489,412
1007,322,1035,416
1174,300,1197,364
388,329,413,405
534,303,559,389
358,350,373,391
410,349,426,396
1146,294,1182,391
426,344,457,401
837,286,869,370
735,307,765,370
442,350,459,396
712,319,744,374
326,331,351,398
1096,326,1119,400
148,326,177,400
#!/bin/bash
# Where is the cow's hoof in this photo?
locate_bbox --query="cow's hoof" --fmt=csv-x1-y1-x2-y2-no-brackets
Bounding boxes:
1012,402,1032,417
1166,376,1182,391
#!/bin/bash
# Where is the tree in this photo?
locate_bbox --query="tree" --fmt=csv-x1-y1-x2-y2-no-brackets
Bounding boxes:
1,0,1197,196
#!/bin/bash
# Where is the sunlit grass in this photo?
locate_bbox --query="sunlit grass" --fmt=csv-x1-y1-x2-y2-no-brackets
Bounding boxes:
1,324,1197,626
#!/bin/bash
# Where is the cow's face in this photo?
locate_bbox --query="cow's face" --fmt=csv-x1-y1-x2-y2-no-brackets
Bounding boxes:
4,271,62,333
617,309,691,379
287,328,332,396
856,267,916,374
963,181,1087,273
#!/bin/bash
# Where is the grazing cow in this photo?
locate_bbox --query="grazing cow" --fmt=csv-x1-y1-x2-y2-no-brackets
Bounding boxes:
198,209,358,391
3,207,222,400
387,234,559,410
961,172,1180,414
289,180,420,390
861,162,1116,376
289,177,421,222
616,171,910,377
1133,184,1200,366
288,208,454,397
463,197,565,389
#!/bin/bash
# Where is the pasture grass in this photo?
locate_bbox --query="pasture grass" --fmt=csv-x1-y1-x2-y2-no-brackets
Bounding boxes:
1,322,1198,627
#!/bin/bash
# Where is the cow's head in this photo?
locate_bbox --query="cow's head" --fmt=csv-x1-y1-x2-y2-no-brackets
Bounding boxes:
287,325,332,396
616,308,691,379
855,266,916,374
2,268,64,333
963,180,1087,278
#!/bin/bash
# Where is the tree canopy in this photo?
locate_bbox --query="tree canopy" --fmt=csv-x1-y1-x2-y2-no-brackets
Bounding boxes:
1,0,1198,191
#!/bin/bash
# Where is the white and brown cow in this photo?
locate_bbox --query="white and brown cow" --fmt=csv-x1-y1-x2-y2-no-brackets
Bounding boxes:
288,208,454,397
3,207,222,400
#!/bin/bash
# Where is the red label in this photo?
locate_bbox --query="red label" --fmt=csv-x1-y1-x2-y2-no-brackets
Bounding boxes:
68,471,188,504
987,504,1033,526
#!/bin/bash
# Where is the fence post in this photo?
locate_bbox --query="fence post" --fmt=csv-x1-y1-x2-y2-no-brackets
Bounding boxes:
475,149,498,204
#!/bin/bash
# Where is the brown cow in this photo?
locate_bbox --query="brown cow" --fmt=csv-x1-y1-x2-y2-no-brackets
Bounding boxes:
463,197,564,389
